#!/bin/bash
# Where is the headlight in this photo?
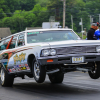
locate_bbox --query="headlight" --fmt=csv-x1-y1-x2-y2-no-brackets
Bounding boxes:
42,49,50,56
50,49,56,56
41,49,56,56
96,46,100,52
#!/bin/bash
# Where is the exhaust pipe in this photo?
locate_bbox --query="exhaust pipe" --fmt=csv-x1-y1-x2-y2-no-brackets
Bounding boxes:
46,69,59,74
76,68,89,72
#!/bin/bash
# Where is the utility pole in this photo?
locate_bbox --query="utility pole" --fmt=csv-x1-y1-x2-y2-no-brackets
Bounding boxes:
99,14,100,23
71,15,73,30
91,18,93,23
81,18,83,39
63,0,66,28
89,15,92,25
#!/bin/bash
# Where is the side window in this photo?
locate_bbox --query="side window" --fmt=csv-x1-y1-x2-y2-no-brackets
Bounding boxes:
0,37,11,51
9,36,17,49
3,38,11,50
0,40,5,50
17,34,25,47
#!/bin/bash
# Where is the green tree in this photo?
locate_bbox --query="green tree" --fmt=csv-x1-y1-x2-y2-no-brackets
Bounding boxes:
19,0,36,11
0,8,6,19
0,4,48,33
31,4,48,26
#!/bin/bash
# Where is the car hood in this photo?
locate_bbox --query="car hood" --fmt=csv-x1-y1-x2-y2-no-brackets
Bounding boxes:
48,40,100,48
26,40,100,49
26,42,50,49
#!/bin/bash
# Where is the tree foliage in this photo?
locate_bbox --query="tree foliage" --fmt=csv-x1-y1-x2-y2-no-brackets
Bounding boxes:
0,0,100,33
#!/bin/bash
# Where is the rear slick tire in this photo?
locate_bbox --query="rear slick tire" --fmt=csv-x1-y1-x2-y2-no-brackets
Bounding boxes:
0,67,14,87
88,62,100,79
48,72,64,84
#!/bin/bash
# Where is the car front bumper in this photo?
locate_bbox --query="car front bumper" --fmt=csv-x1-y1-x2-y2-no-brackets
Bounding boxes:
38,53,100,65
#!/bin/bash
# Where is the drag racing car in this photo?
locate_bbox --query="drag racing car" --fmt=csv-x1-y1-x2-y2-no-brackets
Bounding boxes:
0,28,100,87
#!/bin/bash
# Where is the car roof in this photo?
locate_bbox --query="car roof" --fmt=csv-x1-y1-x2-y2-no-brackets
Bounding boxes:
26,28,72,32
1,28,72,41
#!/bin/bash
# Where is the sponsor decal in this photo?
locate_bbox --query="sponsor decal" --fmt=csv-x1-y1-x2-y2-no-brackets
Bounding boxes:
26,66,30,70
22,67,26,70
14,65,21,71
8,63,30,73
14,65,19,68
25,64,28,67
27,32,39,35
19,64,26,70
25,64,30,70
12,68,16,72
19,65,22,67
8,69,12,72
13,53,26,64
21,64,24,67
17,68,21,71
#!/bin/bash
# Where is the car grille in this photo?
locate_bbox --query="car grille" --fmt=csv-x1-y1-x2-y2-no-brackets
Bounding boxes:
56,46,97,55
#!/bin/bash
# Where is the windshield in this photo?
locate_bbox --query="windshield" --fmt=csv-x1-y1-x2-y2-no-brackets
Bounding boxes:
27,30,80,43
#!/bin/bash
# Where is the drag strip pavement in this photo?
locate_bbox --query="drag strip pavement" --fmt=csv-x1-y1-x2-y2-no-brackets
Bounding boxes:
0,72,100,100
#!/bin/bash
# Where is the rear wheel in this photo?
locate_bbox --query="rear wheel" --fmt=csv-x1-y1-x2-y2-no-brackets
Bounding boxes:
32,59,46,83
48,72,64,83
0,67,14,87
88,62,100,79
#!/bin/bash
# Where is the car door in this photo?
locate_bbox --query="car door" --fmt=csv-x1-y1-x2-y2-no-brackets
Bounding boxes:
7,33,30,72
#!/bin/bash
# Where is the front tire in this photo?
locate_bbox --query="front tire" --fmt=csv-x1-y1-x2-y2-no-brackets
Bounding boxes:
0,67,14,87
48,72,64,83
88,62,100,79
32,59,46,83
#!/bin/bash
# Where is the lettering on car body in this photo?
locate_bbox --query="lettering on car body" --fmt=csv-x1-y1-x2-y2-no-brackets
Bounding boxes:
13,53,26,64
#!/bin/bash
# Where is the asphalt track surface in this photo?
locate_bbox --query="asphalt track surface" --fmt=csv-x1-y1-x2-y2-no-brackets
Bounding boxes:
0,72,100,100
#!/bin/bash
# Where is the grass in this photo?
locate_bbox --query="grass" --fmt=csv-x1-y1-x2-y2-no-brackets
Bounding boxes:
76,32,87,40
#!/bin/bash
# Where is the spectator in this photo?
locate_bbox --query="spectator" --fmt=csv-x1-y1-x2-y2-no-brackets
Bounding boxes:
87,22,99,40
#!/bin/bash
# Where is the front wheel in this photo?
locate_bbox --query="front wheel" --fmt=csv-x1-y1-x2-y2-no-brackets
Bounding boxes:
88,62,100,79
0,67,14,87
48,72,64,83
32,59,46,83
